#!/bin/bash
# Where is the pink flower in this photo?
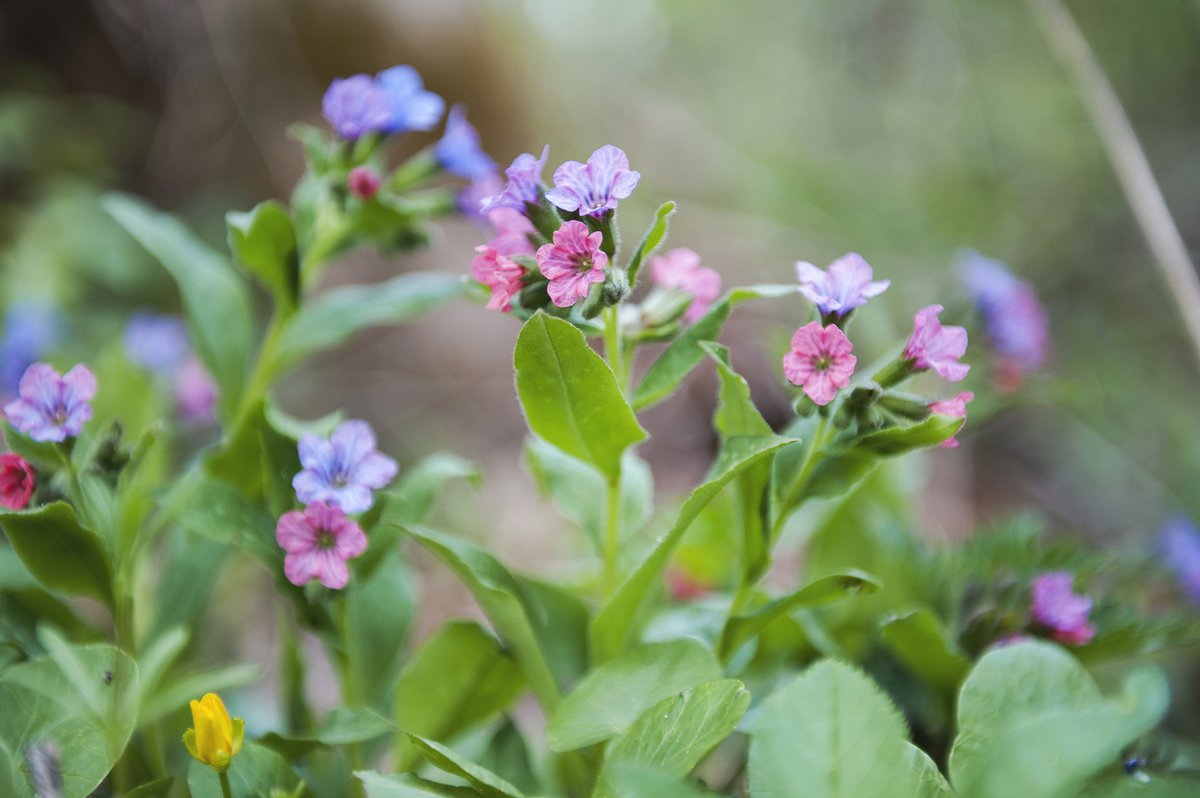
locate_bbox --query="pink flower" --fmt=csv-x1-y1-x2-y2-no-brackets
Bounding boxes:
795,253,890,320
347,167,382,200
486,208,536,258
650,248,722,323
175,356,217,422
1031,571,1095,646
0,453,35,510
471,246,525,313
275,501,368,590
535,221,608,308
782,322,857,406
903,304,970,382
928,390,974,449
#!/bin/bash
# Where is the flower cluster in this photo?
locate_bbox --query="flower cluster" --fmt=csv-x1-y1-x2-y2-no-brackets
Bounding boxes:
123,312,217,421
323,66,444,141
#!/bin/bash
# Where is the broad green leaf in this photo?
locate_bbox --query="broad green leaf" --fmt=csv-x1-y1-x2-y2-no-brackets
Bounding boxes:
188,742,302,798
1081,775,1200,797
0,502,113,607
477,720,538,797
342,547,417,708
147,529,227,640
625,201,676,287
632,284,797,411
880,609,969,693
259,707,395,759
511,578,590,698
393,621,523,769
703,342,772,438
0,548,94,657
602,764,722,798
547,639,723,752
408,735,526,798
119,776,175,798
907,744,954,798
749,659,918,798
104,193,255,418
159,471,279,567
272,271,463,375
357,771,479,798
594,679,750,798
514,313,646,481
590,435,796,661
227,199,299,308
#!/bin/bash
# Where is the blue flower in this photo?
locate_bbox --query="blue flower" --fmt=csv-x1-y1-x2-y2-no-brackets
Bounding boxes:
293,420,398,513
958,250,1048,372
1160,516,1200,604
0,302,60,397
435,105,496,181
377,66,444,133
4,363,96,443
322,75,392,140
544,145,640,217
482,146,550,213
123,311,190,375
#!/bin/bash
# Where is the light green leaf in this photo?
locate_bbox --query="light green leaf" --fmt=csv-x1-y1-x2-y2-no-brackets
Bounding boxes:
119,776,175,798
370,453,481,530
138,662,260,726
264,400,344,440
357,771,479,798
227,199,299,308
259,707,395,760
907,744,955,798
0,502,113,607
880,609,970,693
188,742,302,798
602,764,722,798
408,735,526,798
625,201,676,287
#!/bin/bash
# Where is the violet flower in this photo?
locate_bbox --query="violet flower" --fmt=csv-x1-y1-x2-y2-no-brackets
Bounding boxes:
545,145,640,217
293,419,398,513
1030,571,1095,646
322,75,392,140
175,355,218,422
276,501,367,590
482,147,550,213
903,305,970,382
650,248,722,323
782,322,857,406
459,172,504,225
959,250,1048,372
535,221,608,308
123,312,190,375
376,65,444,134
795,253,890,321
3,363,95,443
1159,516,1200,603
435,105,495,181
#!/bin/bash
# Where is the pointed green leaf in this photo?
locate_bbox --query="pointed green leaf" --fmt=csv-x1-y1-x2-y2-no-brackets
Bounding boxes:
227,199,299,308
0,502,113,607
407,735,526,798
625,201,676,287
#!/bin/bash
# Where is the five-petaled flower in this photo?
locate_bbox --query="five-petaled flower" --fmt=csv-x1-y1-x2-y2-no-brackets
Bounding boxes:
928,391,974,449
1030,571,1095,646
322,75,392,140
471,246,526,313
183,693,244,773
544,145,640,217
796,253,890,321
903,305,970,382
782,322,857,406
293,420,398,513
0,453,34,510
276,501,368,589
4,363,96,443
959,250,1048,374
435,105,496,181
535,221,608,308
376,65,444,134
483,147,549,213
650,248,722,323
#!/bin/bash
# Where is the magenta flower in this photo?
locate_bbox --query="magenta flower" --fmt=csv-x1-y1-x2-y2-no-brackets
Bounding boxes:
276,501,367,589
322,75,392,140
795,253,890,320
376,65,444,134
903,305,970,382
347,167,382,200
175,355,217,422
782,322,857,406
544,145,640,217
959,251,1048,373
1031,571,1095,646
435,105,495,181
0,453,35,510
293,420,398,513
535,221,608,307
650,248,722,323
482,147,550,213
4,363,95,442
928,390,974,449
471,246,526,313
486,208,536,258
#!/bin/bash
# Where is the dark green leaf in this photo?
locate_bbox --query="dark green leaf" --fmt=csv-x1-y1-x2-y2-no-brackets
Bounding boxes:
342,547,417,708
0,502,113,607
227,199,299,308
879,609,969,693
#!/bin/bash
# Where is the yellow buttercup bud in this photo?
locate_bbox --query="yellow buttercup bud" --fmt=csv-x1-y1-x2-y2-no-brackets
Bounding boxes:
182,693,244,773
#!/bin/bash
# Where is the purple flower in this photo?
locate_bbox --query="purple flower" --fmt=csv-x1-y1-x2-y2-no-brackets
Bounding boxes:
959,250,1048,372
276,501,367,589
0,302,60,398
175,355,217,423
435,105,495,181
1160,516,1200,603
903,305,970,382
459,171,504,225
123,312,190,375
293,420,398,513
544,145,640,217
795,253,890,320
1030,571,1095,646
376,65,444,134
535,221,608,307
482,147,550,213
322,75,392,140
3,363,96,443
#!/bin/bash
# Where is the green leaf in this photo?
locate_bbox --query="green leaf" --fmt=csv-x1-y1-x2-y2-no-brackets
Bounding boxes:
880,609,970,693
369,453,481,530
594,679,750,798
188,742,302,798
703,342,772,438
625,201,676,287
227,199,299,308
514,313,646,481
357,771,478,798
104,193,255,418
0,502,113,607
264,399,344,441
1,421,60,472
119,776,175,798
272,272,463,375
342,547,417,708
1081,775,1200,798
601,764,722,798
907,744,955,798
138,663,261,726
477,720,538,797
632,284,797,411
393,621,523,769
407,735,526,798
259,707,395,759
590,435,796,661
547,640,723,752
159,471,279,567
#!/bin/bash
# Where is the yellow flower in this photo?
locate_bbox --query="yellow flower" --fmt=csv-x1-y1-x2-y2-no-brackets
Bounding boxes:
182,693,244,773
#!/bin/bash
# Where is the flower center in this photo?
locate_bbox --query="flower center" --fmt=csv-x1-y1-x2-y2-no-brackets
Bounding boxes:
53,407,69,425
316,529,335,549
814,355,832,372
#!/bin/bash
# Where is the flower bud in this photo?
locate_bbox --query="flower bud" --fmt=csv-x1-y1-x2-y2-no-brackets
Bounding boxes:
347,166,382,200
183,693,244,773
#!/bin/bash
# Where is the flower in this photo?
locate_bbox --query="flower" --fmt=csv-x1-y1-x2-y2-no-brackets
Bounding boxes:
376,65,444,134
544,145,640,217
183,693,244,773
0,302,60,398
471,246,526,313
928,391,974,449
347,166,383,200
482,147,550,213
123,312,190,375
1030,571,1095,646
535,221,608,307
0,453,35,510
959,250,1048,373
782,322,857,406
435,105,495,181
487,208,536,258
275,501,368,589
459,172,504,224
903,305,970,382
4,363,95,443
650,248,722,323
175,356,218,422
1159,516,1200,603
293,420,398,513
795,253,890,320
322,75,392,140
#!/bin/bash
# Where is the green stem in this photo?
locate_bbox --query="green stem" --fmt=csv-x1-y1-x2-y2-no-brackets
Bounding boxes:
604,306,625,394
603,477,621,600
772,416,831,539
219,770,234,798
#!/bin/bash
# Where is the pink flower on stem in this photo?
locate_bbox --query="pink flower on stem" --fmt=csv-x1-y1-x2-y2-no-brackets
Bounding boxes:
535,221,608,308
903,304,970,382
928,390,974,449
795,253,890,320
275,501,368,590
471,246,525,313
486,208,536,258
1031,571,1096,646
347,167,382,200
0,453,35,509
650,248,722,323
782,322,857,406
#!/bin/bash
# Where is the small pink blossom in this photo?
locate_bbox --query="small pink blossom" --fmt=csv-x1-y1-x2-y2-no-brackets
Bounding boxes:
795,253,890,319
535,221,608,308
471,246,525,313
1031,571,1095,646
486,208,536,258
650,248,722,323
275,501,368,590
347,167,382,200
928,390,974,449
175,356,217,422
782,322,857,406
903,304,970,382
0,453,35,510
